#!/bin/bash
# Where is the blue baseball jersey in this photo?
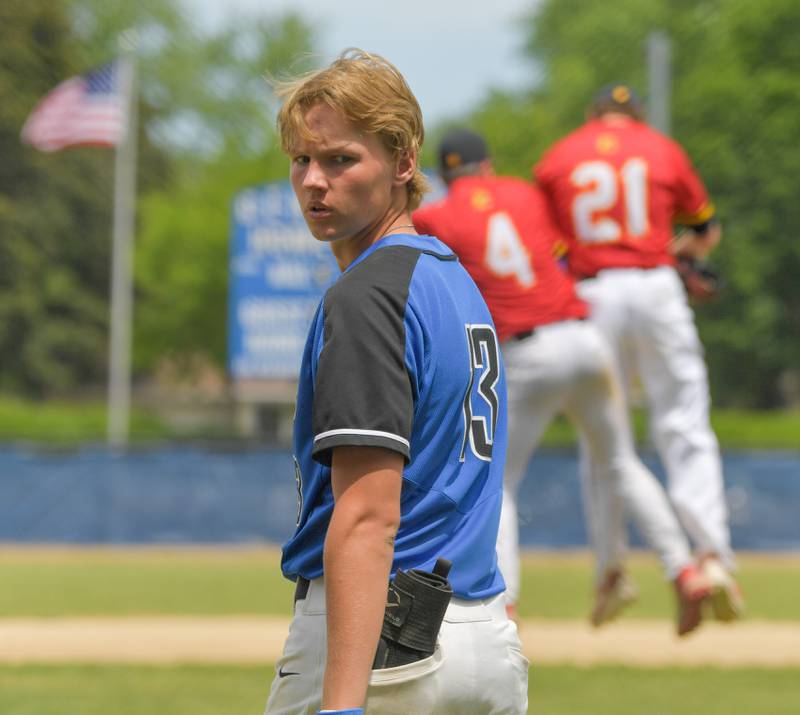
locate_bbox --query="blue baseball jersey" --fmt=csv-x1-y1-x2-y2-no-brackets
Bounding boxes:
281,234,507,599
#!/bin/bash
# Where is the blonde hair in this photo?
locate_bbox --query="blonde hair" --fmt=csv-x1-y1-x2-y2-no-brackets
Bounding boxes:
276,48,430,211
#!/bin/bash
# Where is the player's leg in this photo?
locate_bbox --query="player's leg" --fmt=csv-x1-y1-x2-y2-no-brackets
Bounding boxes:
563,321,705,631
366,594,527,714
265,582,326,714
574,272,639,566
632,268,735,563
632,267,741,620
497,332,571,613
273,580,527,714
573,277,643,613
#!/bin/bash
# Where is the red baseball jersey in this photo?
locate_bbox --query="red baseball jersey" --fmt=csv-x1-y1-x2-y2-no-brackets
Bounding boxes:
535,117,715,277
413,175,588,341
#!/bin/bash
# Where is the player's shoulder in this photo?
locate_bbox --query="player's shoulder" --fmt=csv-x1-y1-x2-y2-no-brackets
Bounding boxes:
626,122,692,166
326,245,410,309
489,175,546,206
326,240,454,308
536,124,591,176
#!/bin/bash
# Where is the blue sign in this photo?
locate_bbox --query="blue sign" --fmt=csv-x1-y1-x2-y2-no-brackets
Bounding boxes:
228,175,447,380
228,181,339,379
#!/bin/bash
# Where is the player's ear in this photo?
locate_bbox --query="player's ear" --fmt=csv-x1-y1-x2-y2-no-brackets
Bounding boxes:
393,148,417,187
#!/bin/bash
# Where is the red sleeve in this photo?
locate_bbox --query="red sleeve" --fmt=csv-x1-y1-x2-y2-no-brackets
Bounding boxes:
533,153,552,190
670,142,715,225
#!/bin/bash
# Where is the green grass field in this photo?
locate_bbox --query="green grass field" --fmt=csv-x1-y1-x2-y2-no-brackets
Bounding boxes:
2,548,799,714
2,548,799,620
1,664,798,715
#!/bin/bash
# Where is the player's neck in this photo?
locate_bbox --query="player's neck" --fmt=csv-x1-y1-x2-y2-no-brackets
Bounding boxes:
596,112,635,125
330,209,416,271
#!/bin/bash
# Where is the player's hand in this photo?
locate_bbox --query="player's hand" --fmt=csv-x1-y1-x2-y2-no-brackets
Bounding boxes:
676,257,723,303
670,222,721,260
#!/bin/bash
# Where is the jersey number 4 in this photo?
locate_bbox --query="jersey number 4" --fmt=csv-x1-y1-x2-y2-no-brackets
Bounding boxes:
570,158,649,242
461,324,500,462
485,211,536,287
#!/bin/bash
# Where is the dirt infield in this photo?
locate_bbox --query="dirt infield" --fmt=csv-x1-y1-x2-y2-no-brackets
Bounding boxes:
1,616,798,667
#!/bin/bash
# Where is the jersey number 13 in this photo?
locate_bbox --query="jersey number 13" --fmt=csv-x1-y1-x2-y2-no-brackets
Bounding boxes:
460,324,500,462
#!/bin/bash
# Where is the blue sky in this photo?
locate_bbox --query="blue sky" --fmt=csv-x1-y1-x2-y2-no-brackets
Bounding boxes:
192,0,536,126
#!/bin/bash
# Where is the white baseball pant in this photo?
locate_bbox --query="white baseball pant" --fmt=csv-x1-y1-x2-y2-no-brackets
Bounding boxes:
496,319,692,604
575,266,734,569
265,577,528,714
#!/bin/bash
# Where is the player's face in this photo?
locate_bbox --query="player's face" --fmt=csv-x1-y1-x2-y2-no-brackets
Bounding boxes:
289,103,407,246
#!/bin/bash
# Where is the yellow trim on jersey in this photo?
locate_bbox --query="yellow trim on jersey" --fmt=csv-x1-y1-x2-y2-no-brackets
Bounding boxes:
675,201,715,226
551,238,569,259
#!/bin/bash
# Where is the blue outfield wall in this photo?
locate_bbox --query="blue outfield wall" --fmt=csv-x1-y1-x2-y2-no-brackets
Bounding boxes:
1,446,798,549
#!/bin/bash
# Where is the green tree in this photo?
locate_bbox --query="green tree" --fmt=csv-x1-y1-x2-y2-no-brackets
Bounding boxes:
0,0,313,395
65,0,316,376
0,0,172,396
468,0,800,407
134,147,294,372
0,2,117,395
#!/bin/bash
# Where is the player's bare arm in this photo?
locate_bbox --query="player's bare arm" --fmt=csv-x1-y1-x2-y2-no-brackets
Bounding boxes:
322,446,403,710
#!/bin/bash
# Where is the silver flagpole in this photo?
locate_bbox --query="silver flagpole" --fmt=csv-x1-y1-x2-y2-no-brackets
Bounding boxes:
647,30,672,136
107,32,138,450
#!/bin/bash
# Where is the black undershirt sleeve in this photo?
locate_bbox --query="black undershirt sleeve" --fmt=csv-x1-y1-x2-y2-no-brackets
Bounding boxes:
311,246,421,466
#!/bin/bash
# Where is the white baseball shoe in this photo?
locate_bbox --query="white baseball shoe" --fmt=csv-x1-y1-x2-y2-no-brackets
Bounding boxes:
701,556,745,622
590,569,639,627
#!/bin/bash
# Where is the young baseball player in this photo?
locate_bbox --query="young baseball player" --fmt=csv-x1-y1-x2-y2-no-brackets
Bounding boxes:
413,128,710,636
265,51,527,714
535,84,744,624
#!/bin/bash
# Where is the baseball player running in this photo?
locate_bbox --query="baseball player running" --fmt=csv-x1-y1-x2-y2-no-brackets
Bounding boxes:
265,51,527,715
535,84,743,624
414,128,710,635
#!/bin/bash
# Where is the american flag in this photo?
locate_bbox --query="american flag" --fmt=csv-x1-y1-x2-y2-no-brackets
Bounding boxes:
21,62,126,152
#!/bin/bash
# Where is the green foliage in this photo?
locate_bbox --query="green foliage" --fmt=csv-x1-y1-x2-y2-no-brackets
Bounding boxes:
69,0,314,159
62,0,316,375
469,0,800,407
541,408,800,450
0,2,171,397
0,392,795,447
133,147,296,372
0,2,111,395
0,1,313,396
0,395,170,442
5,0,798,408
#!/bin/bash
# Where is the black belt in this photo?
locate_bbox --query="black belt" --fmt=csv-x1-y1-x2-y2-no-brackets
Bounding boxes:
294,576,310,605
507,317,588,343
577,265,666,281
507,328,536,342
